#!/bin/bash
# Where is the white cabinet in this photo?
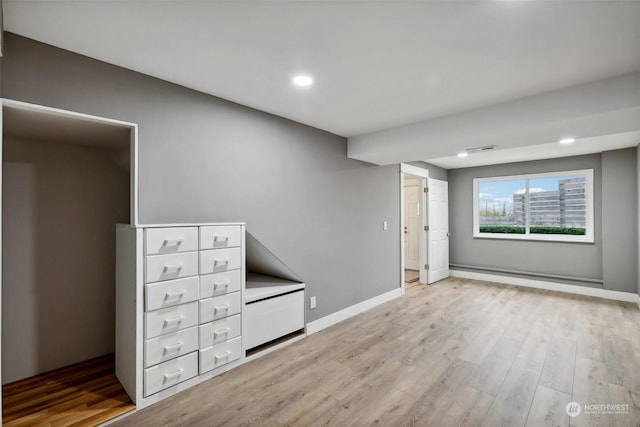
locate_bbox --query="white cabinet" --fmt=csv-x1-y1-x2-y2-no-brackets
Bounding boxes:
199,225,242,250
143,352,198,397
144,301,199,339
199,248,242,274
144,276,200,311
199,292,241,323
244,274,306,352
116,223,245,408
245,291,305,350
144,327,199,368
200,270,242,298
145,227,199,255
199,336,242,373
199,315,241,348
145,252,199,283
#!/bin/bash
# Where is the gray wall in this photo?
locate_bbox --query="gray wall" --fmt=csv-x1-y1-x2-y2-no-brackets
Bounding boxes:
601,148,638,293
637,144,640,297
1,33,400,323
408,161,448,181
448,152,638,293
449,155,603,284
2,138,129,383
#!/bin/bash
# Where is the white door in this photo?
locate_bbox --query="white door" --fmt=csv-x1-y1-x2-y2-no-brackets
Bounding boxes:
403,181,420,270
427,179,449,284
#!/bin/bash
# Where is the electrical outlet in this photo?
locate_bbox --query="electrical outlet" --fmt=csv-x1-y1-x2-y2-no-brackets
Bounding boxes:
310,296,317,309
383,220,388,231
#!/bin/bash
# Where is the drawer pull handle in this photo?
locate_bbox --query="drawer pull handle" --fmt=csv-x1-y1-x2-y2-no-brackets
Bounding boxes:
213,281,230,291
163,341,183,352
214,351,231,361
214,304,231,313
213,259,230,267
214,235,229,243
164,369,184,380
164,315,184,326
163,264,184,273
162,239,183,247
213,327,230,337
164,289,185,299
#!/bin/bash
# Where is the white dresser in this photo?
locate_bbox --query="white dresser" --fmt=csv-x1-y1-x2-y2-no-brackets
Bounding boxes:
116,223,246,408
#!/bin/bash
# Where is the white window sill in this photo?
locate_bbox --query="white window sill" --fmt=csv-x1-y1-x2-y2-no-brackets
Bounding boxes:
473,233,594,244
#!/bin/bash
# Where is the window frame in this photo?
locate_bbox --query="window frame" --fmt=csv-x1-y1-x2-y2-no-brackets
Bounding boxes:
472,169,594,243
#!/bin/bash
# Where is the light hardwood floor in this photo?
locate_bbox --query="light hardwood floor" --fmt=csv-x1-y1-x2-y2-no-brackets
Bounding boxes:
2,354,135,426
113,278,640,426
405,269,420,283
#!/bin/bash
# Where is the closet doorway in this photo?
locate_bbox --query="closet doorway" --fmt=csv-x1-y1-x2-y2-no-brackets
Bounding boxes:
0,99,138,423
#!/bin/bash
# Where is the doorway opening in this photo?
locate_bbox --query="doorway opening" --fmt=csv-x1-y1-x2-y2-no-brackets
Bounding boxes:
403,174,424,290
399,163,450,294
1,99,138,424
400,164,429,294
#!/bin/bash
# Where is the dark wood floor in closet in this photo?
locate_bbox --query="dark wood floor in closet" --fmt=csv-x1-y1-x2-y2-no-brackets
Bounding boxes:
2,353,135,426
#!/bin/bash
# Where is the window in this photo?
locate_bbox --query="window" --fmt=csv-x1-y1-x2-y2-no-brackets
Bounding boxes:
473,169,594,242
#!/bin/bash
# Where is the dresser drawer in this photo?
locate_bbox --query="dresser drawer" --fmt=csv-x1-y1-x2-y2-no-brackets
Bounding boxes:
245,290,305,350
200,270,241,298
146,251,198,283
144,326,199,368
200,225,242,250
145,227,198,255
145,276,199,311
199,336,242,374
199,314,241,349
199,248,242,275
145,301,199,339
199,292,241,324
144,352,198,397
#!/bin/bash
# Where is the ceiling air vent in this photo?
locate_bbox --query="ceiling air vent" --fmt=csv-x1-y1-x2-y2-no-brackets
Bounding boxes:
466,145,498,154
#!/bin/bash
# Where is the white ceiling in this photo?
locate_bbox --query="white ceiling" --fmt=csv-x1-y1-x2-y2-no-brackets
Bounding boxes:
428,131,640,169
4,1,640,167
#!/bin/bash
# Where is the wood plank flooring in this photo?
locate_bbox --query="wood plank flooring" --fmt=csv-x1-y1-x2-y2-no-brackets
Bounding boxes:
2,354,135,426
405,269,420,283
112,278,640,427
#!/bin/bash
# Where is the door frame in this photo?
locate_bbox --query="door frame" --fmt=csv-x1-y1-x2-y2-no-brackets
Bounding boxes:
0,98,139,405
399,163,429,295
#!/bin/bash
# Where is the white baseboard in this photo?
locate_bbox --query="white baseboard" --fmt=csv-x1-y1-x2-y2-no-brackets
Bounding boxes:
306,288,402,335
450,269,639,304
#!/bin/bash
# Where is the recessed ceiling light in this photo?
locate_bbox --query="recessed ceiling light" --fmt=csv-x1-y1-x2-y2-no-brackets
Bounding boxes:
559,138,575,144
293,75,313,87
457,152,468,158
